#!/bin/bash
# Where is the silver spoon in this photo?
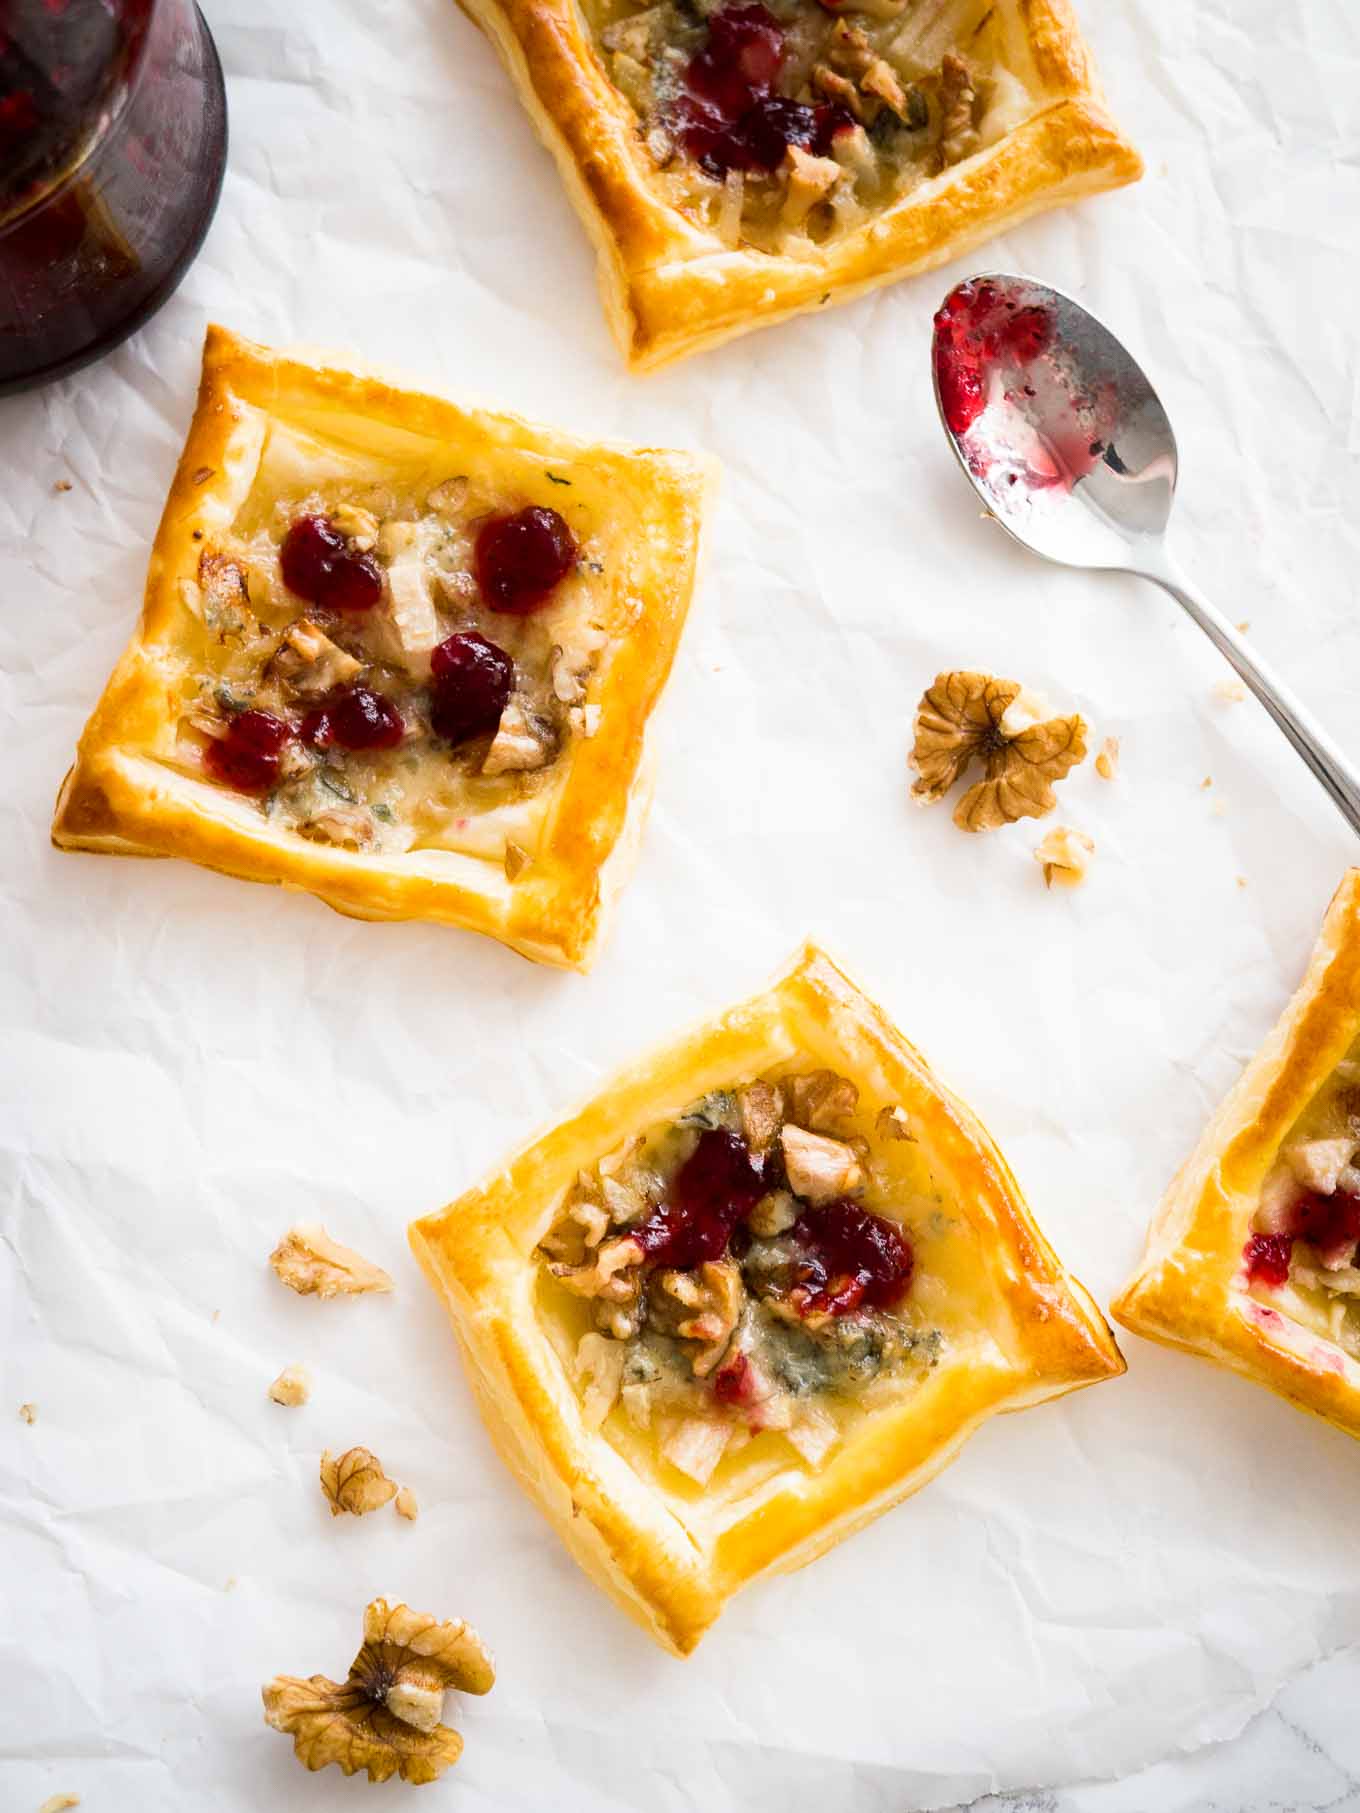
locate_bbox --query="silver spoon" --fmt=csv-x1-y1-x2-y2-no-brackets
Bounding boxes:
930,273,1360,837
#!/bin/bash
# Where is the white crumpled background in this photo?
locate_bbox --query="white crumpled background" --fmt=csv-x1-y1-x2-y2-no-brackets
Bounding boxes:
4,0,1360,1806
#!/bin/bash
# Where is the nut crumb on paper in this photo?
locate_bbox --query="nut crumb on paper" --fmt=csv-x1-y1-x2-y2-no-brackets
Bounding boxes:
395,1485,419,1521
38,1797,80,1812
52,479,72,494
910,671,1086,831
269,1365,311,1407
18,1403,35,1424
1035,826,1094,889
1213,678,1247,703
1095,736,1119,781
320,1446,398,1516
262,1598,494,1784
270,1224,393,1298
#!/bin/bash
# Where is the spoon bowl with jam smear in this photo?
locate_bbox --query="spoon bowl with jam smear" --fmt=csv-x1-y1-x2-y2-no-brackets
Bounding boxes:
931,274,1360,840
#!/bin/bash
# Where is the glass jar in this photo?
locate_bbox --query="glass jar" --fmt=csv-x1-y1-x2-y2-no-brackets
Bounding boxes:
0,0,227,394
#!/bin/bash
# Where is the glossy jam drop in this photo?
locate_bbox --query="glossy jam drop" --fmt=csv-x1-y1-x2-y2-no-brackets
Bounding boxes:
634,1128,767,1271
933,280,1054,438
302,685,405,753
203,710,292,793
790,1199,913,1315
1243,1231,1292,1289
429,631,514,744
280,514,383,613
673,4,852,175
474,507,577,615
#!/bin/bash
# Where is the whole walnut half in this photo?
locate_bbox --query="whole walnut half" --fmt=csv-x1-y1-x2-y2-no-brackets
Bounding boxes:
910,671,1087,831
262,1598,495,1784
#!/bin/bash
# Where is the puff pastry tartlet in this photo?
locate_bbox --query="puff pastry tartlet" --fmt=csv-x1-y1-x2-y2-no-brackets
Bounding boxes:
461,0,1142,369
1114,872,1360,1442
51,327,713,969
410,942,1123,1654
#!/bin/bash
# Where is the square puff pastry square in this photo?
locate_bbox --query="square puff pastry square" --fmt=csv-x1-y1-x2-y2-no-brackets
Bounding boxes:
410,941,1124,1655
1113,871,1360,1442
462,0,1143,370
51,326,714,971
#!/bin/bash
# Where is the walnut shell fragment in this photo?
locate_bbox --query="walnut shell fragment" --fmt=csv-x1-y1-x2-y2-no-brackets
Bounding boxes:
320,1446,398,1516
269,1223,394,1299
910,672,1087,831
262,1597,494,1784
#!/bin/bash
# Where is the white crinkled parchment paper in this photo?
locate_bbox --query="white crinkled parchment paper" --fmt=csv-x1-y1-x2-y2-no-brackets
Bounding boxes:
4,0,1360,1806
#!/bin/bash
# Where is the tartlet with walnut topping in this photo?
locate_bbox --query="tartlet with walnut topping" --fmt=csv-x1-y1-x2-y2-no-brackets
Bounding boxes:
411,941,1123,1654
52,327,714,970
454,0,1140,368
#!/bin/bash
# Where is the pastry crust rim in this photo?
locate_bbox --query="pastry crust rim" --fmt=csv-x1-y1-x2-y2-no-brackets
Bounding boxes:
457,0,1144,371
1112,868,1360,1442
49,324,716,972
410,940,1125,1655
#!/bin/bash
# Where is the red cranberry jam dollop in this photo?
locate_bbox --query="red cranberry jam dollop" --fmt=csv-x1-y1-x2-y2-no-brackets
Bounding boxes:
204,710,293,793
673,3,853,176
932,280,1054,438
1244,1231,1293,1290
790,1199,914,1316
302,685,405,753
429,630,514,744
634,1128,768,1271
280,515,383,613
474,506,578,615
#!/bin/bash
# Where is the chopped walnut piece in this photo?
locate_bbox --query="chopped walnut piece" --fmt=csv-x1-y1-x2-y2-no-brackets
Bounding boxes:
811,64,864,120
269,1223,394,1298
939,52,979,165
784,1069,858,1132
738,1079,784,1154
482,695,556,776
569,701,602,739
1214,678,1247,703
262,1597,494,1784
781,1124,863,1204
298,807,375,851
18,1402,35,1424
1035,825,1095,889
1095,736,1120,781
395,1485,419,1521
876,1104,914,1141
269,1365,312,1407
663,1260,743,1376
549,1234,645,1301
910,671,1087,831
320,1446,399,1517
539,1193,611,1264
330,503,380,551
271,618,362,697
749,1189,799,1237
38,1798,80,1813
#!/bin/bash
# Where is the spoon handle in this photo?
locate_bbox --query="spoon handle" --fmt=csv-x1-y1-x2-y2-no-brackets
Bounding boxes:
1140,546,1360,840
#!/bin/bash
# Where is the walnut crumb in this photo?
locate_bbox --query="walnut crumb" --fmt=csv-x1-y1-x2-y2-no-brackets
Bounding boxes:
38,1797,80,1812
1035,826,1094,888
876,1105,914,1141
329,503,379,551
269,1365,311,1407
262,1597,494,1783
911,672,1087,830
53,479,73,494
939,52,980,165
1213,678,1247,703
395,1485,419,1521
269,1223,394,1298
320,1447,398,1517
19,1402,35,1424
1095,736,1120,781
